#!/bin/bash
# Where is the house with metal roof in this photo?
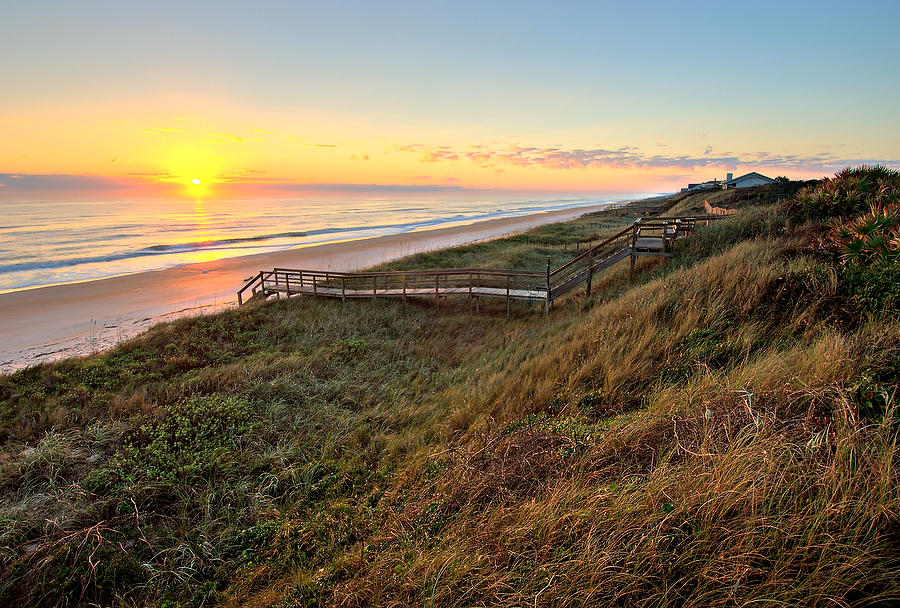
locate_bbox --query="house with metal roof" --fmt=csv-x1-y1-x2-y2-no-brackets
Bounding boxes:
725,172,775,188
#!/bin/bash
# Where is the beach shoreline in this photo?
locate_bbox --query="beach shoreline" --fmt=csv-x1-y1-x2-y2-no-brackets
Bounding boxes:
0,201,625,373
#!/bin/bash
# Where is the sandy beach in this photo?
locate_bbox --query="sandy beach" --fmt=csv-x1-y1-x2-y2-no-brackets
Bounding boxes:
0,202,621,373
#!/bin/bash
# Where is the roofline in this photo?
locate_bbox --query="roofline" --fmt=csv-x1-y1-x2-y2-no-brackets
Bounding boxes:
726,171,774,184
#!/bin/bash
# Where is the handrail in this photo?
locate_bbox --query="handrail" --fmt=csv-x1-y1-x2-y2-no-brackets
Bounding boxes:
271,266,545,278
549,224,633,277
545,215,724,296
237,271,265,305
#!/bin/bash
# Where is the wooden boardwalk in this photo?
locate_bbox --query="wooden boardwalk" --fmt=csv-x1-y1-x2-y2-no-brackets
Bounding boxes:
238,215,721,315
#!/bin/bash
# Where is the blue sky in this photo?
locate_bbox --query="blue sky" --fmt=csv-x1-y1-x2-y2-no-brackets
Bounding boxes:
2,0,899,197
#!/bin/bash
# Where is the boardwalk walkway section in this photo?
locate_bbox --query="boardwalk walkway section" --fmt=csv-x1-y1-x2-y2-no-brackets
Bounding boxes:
238,216,722,315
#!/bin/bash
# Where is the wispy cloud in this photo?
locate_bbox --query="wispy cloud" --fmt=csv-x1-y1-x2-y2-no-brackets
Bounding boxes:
217,169,287,184
211,132,246,143
0,173,127,190
0,172,469,200
266,182,463,193
124,171,175,182
394,142,900,174
142,127,182,135
286,138,338,148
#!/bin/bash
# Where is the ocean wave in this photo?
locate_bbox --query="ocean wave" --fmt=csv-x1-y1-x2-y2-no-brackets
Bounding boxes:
0,231,313,274
139,231,309,252
0,199,618,279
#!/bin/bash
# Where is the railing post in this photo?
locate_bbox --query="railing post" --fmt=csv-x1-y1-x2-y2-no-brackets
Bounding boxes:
475,273,480,313
468,272,473,314
587,246,594,297
402,273,407,300
545,255,551,315
630,220,638,277
313,274,318,296
285,272,291,297
341,276,346,302
506,274,511,319
373,275,377,296
435,274,440,309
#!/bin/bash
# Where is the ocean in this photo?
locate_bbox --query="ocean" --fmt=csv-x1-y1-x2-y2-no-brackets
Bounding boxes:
0,192,635,293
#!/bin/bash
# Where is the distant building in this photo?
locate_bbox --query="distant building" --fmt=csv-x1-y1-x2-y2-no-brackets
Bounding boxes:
683,179,725,192
681,171,777,192
725,172,775,188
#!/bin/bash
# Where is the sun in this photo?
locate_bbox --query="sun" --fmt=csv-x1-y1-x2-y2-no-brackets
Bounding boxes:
187,176,209,196
165,146,220,196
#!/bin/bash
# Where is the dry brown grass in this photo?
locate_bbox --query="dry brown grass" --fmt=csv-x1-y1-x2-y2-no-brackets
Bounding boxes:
319,226,899,608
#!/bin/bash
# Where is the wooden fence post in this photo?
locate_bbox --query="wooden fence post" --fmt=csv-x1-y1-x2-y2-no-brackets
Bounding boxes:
506,274,511,319
587,246,594,297
545,255,551,315
475,273,480,313
630,220,638,277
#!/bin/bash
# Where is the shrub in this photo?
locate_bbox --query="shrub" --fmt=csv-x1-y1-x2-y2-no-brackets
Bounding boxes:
840,260,900,313
831,203,900,266
109,394,256,485
792,165,900,221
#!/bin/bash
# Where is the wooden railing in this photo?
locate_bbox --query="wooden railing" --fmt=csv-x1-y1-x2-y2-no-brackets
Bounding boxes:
238,266,546,308
547,224,634,300
238,215,724,311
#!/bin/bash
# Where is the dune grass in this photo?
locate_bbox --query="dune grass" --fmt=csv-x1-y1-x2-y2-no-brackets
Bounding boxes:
0,178,898,607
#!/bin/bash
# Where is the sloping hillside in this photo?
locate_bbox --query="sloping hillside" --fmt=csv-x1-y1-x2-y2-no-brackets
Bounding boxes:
1,171,898,607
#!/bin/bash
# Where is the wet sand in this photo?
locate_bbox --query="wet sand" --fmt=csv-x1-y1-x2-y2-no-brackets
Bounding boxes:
0,202,623,372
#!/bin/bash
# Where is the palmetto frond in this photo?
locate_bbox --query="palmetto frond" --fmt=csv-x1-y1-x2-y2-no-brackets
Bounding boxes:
797,165,900,221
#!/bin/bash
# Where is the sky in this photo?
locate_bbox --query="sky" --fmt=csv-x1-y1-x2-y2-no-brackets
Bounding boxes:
2,0,899,200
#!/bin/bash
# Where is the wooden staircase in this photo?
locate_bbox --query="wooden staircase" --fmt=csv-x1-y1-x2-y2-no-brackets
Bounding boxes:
238,216,721,315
